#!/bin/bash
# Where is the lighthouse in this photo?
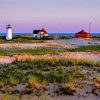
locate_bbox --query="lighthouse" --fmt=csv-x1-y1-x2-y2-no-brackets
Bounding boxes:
6,24,12,40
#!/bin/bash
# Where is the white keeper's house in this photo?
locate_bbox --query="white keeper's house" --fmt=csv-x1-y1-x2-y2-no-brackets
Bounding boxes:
33,28,48,39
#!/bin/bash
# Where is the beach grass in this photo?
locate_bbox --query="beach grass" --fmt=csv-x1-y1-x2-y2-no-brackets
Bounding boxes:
0,57,99,98
0,35,46,43
68,45,100,52
0,35,74,44
1,94,19,100
13,57,100,68
0,48,62,56
0,60,81,86
0,38,45,43
92,36,100,40
0,44,99,56
0,57,99,86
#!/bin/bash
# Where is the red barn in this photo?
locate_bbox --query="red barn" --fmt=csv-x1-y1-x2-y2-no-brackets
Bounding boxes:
75,30,90,38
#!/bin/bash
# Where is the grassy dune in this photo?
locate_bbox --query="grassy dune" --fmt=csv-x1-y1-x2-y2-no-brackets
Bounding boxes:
0,48,62,56
0,44,99,56
0,58,99,86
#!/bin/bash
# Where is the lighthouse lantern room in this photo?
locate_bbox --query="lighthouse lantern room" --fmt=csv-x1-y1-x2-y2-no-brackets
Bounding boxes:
6,24,12,40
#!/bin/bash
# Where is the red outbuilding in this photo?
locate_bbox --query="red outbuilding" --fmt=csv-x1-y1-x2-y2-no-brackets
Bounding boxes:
75,30,90,38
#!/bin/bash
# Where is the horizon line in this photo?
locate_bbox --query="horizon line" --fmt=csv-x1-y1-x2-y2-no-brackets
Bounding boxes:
0,32,100,34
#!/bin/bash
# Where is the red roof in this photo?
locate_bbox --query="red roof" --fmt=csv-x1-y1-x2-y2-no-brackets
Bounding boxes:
39,28,48,34
33,28,48,34
76,30,89,34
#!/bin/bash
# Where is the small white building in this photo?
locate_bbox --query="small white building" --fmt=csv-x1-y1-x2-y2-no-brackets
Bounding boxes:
33,28,48,39
6,24,12,40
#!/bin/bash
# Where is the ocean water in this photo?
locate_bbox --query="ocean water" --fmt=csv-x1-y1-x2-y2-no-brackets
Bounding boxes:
49,33,100,36
0,33,100,36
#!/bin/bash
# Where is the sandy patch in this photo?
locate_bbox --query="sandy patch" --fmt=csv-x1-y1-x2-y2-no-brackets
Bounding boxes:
59,52,100,60
0,43,48,49
0,56,13,64
0,42,75,49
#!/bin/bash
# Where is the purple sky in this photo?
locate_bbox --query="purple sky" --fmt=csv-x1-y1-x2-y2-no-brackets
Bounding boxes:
0,0,100,33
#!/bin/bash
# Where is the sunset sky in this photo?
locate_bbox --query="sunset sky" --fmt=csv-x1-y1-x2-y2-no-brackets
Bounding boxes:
0,0,100,33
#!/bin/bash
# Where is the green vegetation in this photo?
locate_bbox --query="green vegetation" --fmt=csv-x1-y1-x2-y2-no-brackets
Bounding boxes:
68,45,100,52
0,35,45,43
0,48,62,56
0,94,19,100
48,36,73,40
0,58,99,86
0,60,79,85
0,44,99,56
0,35,73,43
0,58,99,98
92,36,100,40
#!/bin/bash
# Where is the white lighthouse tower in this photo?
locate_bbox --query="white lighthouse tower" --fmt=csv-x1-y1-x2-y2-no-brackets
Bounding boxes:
6,24,12,40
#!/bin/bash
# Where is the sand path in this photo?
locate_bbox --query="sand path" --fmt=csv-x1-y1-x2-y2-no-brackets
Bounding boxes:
0,42,76,49
0,43,47,49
